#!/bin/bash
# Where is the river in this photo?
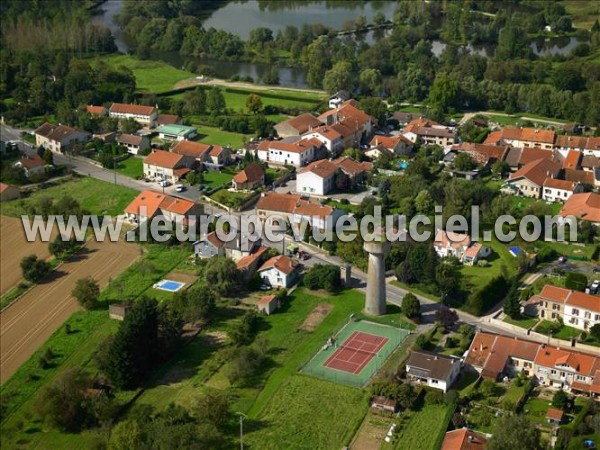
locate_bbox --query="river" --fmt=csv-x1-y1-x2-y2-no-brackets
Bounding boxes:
93,0,589,89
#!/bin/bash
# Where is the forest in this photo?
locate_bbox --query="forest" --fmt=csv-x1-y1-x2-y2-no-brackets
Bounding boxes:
1,0,599,125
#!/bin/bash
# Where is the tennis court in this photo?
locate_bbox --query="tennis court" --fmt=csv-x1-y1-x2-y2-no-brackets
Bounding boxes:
301,320,410,387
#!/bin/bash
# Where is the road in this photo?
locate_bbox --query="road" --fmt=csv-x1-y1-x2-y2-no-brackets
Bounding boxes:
0,239,139,383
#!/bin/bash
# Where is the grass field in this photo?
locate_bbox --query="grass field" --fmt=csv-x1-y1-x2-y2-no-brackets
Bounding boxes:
203,169,234,188
0,177,138,217
192,124,248,148
115,156,143,178
246,375,367,450
503,314,539,329
386,402,455,450
98,54,194,93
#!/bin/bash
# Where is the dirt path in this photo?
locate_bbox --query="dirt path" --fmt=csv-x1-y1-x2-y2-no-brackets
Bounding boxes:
0,239,139,383
0,216,57,296
174,77,326,96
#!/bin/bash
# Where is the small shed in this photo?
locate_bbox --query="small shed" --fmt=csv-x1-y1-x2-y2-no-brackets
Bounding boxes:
546,407,564,425
256,294,280,315
370,396,397,413
109,304,131,321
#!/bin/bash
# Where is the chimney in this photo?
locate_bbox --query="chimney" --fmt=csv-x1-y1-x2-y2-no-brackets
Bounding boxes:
480,343,484,351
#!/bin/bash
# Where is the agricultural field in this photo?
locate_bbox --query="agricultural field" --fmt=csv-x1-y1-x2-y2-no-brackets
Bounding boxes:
245,375,367,450
0,177,138,217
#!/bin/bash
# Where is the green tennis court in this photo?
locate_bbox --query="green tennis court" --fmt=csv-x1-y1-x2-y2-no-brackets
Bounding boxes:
301,320,410,387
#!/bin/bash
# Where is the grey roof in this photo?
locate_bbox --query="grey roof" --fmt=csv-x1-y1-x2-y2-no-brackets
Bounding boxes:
406,351,459,381
503,147,523,167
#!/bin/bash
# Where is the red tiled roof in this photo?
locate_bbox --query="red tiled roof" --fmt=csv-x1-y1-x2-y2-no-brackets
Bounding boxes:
564,169,594,185
17,153,45,169
509,158,561,186
441,428,487,450
236,246,268,270
125,190,166,216
109,103,157,116
256,192,303,214
171,140,212,159
257,138,320,154
534,346,599,376
546,408,564,421
483,130,503,145
543,178,578,191
34,122,80,142
278,113,323,134
332,156,373,175
159,195,195,215
144,150,184,169
537,284,600,313
370,135,412,149
519,147,557,166
257,294,277,306
209,145,224,157
0,182,17,193
318,100,373,130
434,230,471,250
157,114,180,125
206,231,226,249
307,125,342,140
233,163,264,184
559,192,600,222
86,105,105,115
258,255,298,275
452,142,509,165
293,202,335,220
298,159,338,179
563,150,582,170
117,134,143,146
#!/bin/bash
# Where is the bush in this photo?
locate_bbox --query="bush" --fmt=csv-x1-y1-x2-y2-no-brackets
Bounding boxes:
537,246,558,263
425,389,445,405
552,389,568,409
401,293,421,318
565,272,588,291
72,277,100,310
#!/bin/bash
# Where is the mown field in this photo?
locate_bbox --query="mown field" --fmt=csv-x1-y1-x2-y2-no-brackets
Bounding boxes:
0,177,138,217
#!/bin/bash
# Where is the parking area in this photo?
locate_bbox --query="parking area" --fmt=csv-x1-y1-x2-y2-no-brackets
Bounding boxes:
274,179,373,205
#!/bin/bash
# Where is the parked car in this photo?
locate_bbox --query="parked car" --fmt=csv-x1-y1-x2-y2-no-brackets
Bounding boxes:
590,280,600,295
175,184,185,192
159,180,171,187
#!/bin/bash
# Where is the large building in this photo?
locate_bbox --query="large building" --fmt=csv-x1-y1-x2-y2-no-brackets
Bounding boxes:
109,103,158,128
402,118,456,147
34,122,91,153
256,138,322,167
523,285,600,331
505,158,562,198
466,331,600,395
484,126,556,151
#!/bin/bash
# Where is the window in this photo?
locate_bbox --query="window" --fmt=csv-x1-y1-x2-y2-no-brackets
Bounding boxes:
551,369,557,375
572,309,579,316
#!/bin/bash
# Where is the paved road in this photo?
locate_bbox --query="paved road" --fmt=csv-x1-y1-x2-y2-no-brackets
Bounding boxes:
0,239,139,383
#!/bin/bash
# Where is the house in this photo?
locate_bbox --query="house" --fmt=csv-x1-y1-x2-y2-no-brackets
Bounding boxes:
256,192,304,222
505,158,562,198
369,135,414,155
328,90,350,109
156,114,181,126
193,231,226,258
236,246,269,280
581,155,600,172
542,178,583,202
258,255,299,288
0,183,19,202
392,112,415,126
86,105,107,116
143,150,196,184
523,285,600,331
441,428,487,450
256,294,281,315
34,122,91,153
124,190,201,227
433,230,491,265
208,145,230,165
450,142,510,167
484,126,556,150
171,140,212,162
364,145,393,161
296,159,338,196
292,201,343,231
108,304,131,321
554,135,600,157
405,350,462,393
109,103,158,128
274,113,323,138
14,154,45,177
257,138,322,167
562,150,582,170
301,125,344,153
559,192,600,224
503,146,560,172
402,118,456,147
466,331,600,394
156,124,197,141
370,396,398,413
332,156,373,187
232,163,265,191
546,408,564,425
318,100,374,146
117,134,150,155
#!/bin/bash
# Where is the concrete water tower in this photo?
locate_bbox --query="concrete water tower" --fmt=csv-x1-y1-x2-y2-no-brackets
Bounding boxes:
363,240,390,316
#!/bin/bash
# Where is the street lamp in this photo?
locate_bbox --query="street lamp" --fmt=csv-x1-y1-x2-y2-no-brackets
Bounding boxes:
235,412,247,450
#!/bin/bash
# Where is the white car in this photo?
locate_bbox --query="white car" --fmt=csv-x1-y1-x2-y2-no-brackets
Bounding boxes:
591,280,600,294
159,180,171,187
175,184,185,192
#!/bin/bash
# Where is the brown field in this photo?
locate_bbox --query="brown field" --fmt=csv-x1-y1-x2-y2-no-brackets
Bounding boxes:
0,239,139,383
300,303,332,332
0,215,57,295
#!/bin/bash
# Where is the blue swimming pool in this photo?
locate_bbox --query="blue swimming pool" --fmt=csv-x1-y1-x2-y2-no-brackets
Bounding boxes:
154,279,186,292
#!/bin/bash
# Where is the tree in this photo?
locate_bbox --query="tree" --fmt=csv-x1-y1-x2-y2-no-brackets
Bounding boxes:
304,264,341,292
503,282,521,319
359,68,382,96
435,260,463,302
119,118,141,134
552,389,568,409
429,73,460,112
453,153,475,171
360,97,387,126
229,310,259,345
435,307,458,332
171,285,215,324
43,148,54,165
246,94,263,114
414,190,433,214
49,235,81,258
203,256,240,296
21,254,51,283
206,87,226,115
183,87,206,115
323,61,356,95
401,293,420,318
590,324,600,341
72,277,100,310
194,391,230,430
487,415,542,450
565,272,588,291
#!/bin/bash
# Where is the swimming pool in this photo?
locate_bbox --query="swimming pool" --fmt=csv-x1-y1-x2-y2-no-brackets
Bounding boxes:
154,279,186,292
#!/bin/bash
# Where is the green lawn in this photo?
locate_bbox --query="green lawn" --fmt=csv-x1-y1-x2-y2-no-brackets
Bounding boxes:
523,396,552,427
503,314,539,329
502,381,526,404
461,239,517,291
209,189,254,209
192,124,248,148
203,170,234,189
385,402,455,450
115,156,143,178
245,375,367,450
98,54,195,93
0,177,138,217
535,320,581,340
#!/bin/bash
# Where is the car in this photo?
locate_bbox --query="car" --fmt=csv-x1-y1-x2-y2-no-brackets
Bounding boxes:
558,256,567,263
175,184,185,192
591,280,600,294
159,180,171,187
259,284,271,291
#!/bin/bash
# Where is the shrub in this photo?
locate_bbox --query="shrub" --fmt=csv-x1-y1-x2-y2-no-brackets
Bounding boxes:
20,255,51,283
537,246,558,263
401,293,420,318
304,264,341,292
565,272,588,291
72,277,100,310
425,389,445,405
